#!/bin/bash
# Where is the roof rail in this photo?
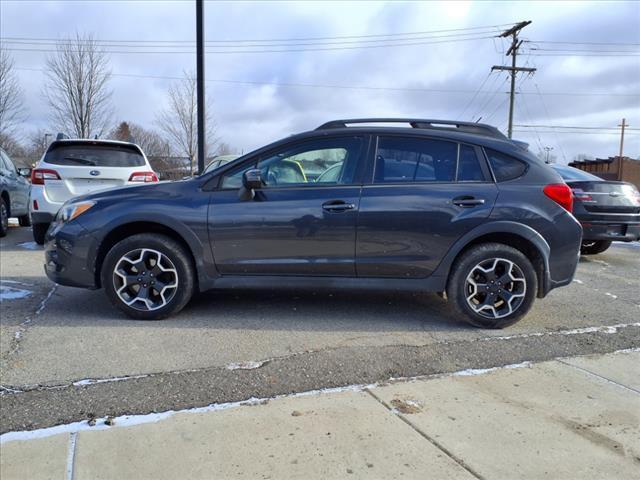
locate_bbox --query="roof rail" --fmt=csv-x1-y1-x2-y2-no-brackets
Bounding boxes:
316,118,507,140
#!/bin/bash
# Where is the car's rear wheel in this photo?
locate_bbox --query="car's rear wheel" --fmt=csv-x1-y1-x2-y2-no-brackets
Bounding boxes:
447,243,537,329
0,198,8,237
32,223,49,244
580,240,611,255
101,233,195,320
18,214,31,227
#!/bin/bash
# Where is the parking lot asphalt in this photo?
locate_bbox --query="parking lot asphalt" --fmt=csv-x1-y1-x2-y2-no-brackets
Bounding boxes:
1,224,639,433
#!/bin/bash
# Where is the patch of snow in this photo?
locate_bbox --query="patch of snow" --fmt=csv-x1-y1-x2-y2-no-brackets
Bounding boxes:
8,218,19,226
226,360,267,370
2,280,34,286
572,279,584,284
486,322,640,341
451,362,532,377
72,374,148,387
605,292,618,299
613,241,640,249
35,285,57,315
0,284,32,301
17,241,41,250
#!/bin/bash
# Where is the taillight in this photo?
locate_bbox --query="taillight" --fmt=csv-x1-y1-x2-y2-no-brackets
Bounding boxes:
31,168,61,185
128,171,158,183
571,188,593,202
544,183,573,213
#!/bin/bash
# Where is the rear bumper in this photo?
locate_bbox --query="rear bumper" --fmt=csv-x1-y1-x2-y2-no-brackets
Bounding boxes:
30,186,63,221
44,220,99,289
580,220,640,242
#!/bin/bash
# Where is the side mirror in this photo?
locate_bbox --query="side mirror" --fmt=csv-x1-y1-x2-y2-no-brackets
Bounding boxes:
238,168,262,201
18,168,31,178
242,169,262,190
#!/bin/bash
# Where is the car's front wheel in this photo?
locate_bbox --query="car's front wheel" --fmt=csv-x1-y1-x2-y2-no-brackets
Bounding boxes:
580,240,611,255
101,233,195,320
447,243,537,329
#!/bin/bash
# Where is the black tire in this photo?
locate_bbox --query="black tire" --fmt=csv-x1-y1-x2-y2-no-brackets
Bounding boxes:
446,243,538,329
101,233,195,320
32,223,49,245
18,214,31,227
580,240,612,255
0,197,8,237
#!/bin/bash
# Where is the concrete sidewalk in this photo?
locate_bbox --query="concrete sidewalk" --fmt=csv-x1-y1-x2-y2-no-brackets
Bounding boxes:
2,351,639,480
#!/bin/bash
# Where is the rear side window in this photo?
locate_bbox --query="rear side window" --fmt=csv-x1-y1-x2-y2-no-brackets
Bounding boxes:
457,145,485,182
44,144,145,167
375,137,457,183
485,148,528,182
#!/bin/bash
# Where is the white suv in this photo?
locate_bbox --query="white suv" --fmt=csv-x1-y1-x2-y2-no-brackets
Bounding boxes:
30,139,158,244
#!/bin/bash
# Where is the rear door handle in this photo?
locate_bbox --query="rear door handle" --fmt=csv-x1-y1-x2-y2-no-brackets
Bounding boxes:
322,200,355,212
452,196,485,208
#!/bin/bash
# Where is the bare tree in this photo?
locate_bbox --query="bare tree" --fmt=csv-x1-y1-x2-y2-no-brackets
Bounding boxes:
155,71,217,174
27,129,53,161
0,50,26,140
108,121,171,157
44,32,113,139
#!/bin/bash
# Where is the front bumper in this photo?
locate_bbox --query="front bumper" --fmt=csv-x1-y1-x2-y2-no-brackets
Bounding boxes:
44,220,99,289
580,221,640,242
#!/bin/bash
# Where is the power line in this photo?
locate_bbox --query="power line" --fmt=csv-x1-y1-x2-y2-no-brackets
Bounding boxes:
0,30,507,49
456,71,493,120
528,47,639,54
0,23,517,44
525,40,640,46
513,130,640,135
527,53,640,57
533,83,567,162
515,124,640,131
13,67,640,97
0,35,499,54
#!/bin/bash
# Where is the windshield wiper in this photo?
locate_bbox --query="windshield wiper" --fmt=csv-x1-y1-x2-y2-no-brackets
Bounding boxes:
63,157,97,166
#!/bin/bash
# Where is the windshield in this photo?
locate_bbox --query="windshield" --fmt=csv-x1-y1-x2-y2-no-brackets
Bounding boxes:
553,165,601,181
44,143,146,167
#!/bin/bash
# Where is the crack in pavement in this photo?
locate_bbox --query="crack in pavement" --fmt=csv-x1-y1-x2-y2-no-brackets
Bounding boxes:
1,324,638,434
2,322,638,394
2,285,57,363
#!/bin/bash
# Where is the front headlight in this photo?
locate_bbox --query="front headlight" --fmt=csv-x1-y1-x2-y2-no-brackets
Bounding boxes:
57,201,96,223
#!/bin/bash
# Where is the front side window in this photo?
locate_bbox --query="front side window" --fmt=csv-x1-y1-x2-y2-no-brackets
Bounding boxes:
221,137,363,189
374,137,457,183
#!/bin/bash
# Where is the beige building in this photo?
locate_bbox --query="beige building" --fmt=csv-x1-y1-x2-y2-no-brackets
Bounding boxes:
568,156,640,190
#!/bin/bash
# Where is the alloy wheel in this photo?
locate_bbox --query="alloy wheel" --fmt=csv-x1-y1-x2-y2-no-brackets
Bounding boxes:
113,248,179,311
464,257,527,319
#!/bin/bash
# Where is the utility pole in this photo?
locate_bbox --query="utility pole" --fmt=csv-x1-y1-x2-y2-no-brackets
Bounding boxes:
196,0,206,175
618,118,627,180
492,21,536,138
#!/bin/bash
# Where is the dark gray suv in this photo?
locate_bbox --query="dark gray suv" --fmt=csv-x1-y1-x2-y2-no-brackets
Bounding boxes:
44,119,582,328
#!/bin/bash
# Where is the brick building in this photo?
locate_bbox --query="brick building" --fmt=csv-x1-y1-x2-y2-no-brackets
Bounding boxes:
568,156,640,190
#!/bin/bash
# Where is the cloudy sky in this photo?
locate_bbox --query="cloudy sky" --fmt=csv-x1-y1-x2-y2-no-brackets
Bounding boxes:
1,0,639,161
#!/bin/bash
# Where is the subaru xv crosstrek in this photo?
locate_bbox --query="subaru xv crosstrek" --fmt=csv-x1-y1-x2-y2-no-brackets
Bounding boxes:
43,119,582,328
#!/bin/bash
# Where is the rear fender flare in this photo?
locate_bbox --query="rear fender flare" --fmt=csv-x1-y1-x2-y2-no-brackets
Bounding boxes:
433,221,551,294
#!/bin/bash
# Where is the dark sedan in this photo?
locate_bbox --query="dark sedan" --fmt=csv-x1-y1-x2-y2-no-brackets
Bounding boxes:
552,164,640,254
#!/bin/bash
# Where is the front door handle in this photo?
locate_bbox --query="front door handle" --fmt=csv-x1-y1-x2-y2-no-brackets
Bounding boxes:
452,196,485,208
322,200,355,212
